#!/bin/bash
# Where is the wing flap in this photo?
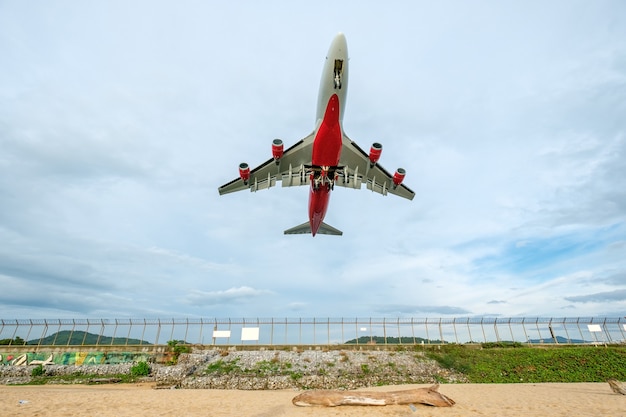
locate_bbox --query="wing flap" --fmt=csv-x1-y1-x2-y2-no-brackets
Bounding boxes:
218,133,316,195
281,164,310,187
337,133,416,200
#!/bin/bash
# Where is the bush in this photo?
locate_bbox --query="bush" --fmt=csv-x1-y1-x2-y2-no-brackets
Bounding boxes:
31,364,45,377
130,361,151,377
166,340,191,365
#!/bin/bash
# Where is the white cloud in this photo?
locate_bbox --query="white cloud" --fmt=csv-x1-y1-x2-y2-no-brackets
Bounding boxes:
183,287,274,307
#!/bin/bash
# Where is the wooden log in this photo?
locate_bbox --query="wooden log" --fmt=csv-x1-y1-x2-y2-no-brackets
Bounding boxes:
292,384,455,407
608,379,626,395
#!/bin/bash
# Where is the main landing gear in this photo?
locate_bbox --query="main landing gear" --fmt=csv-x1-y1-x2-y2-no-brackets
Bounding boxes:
310,166,337,191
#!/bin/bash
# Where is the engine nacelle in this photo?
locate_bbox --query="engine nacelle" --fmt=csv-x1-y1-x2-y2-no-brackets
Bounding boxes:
369,142,382,166
272,139,284,163
392,168,406,187
239,163,250,183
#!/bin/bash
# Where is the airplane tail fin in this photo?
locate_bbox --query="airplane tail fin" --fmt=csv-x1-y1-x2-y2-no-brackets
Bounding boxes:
284,221,343,236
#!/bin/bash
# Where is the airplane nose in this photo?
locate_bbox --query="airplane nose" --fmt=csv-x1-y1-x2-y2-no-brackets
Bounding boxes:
331,32,348,54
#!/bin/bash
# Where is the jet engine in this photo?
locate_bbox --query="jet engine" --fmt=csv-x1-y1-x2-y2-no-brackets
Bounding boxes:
369,142,382,166
392,168,406,187
272,139,284,163
239,163,250,183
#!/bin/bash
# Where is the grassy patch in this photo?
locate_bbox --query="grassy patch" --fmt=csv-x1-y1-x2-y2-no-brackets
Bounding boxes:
18,372,142,386
426,345,626,383
205,358,241,375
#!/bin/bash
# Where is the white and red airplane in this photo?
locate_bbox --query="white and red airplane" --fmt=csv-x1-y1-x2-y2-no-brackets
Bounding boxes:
218,33,415,236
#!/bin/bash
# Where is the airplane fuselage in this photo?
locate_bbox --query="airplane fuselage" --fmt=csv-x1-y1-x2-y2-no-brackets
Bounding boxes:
309,33,349,236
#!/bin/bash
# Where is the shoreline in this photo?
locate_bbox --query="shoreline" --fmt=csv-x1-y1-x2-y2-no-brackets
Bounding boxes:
2,382,624,417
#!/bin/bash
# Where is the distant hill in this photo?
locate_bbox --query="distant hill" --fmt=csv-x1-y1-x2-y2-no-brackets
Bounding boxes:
27,330,151,346
527,335,591,344
344,336,447,345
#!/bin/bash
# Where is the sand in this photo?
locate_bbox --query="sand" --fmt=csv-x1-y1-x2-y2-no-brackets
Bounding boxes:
1,382,623,417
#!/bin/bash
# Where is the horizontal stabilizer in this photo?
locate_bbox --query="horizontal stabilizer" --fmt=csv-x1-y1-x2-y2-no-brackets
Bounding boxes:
284,221,343,236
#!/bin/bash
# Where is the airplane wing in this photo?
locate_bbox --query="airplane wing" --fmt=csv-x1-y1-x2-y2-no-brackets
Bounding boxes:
218,131,415,201
335,133,416,200
218,132,316,195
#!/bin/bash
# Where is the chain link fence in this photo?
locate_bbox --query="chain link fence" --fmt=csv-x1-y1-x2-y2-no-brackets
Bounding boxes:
1,317,625,347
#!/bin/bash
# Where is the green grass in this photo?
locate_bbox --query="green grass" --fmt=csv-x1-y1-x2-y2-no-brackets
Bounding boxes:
205,358,242,375
16,361,151,386
426,345,626,383
18,372,142,386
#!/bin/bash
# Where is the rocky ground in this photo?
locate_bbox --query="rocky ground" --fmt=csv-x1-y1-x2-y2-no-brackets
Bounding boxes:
0,348,469,389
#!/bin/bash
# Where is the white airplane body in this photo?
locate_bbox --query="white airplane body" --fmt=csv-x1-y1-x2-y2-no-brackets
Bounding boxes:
218,33,415,236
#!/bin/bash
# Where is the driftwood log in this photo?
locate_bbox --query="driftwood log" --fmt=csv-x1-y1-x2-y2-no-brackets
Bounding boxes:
292,384,455,407
608,379,626,395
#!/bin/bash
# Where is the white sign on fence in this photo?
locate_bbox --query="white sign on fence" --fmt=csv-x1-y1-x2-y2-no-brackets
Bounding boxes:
587,324,602,332
241,327,260,341
212,330,231,338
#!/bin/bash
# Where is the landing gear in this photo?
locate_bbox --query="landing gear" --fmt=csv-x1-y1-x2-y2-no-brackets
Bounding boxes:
333,59,343,90
310,166,337,191
334,74,342,90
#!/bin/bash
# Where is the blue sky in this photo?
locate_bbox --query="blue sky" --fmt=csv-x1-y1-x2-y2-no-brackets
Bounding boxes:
0,1,624,320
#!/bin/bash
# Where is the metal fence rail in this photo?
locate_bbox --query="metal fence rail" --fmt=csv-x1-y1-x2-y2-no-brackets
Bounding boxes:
1,317,624,347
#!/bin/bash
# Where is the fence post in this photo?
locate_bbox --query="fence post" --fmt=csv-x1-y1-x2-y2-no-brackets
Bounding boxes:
602,318,611,343
126,319,132,346
383,318,387,345
480,318,486,343
563,318,571,343
493,319,500,342
548,318,557,344
576,317,584,341
168,318,175,343
51,319,61,346
397,318,401,345
140,319,146,346
438,318,444,343
37,319,48,349
535,318,542,343
111,319,118,346
327,318,330,346
68,319,76,347
341,318,344,344
521,318,529,345
618,317,626,340
155,319,161,345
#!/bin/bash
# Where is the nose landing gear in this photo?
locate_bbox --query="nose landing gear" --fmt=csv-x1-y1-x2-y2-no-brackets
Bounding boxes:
333,59,343,89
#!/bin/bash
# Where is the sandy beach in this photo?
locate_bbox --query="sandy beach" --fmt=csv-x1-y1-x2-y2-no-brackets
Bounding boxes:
1,382,623,417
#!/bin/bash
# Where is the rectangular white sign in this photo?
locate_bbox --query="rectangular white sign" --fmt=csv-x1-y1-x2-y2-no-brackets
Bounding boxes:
212,330,231,338
587,324,602,332
241,327,260,341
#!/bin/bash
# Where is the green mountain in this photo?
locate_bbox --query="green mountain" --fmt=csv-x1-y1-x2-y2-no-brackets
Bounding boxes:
345,336,447,345
27,330,151,346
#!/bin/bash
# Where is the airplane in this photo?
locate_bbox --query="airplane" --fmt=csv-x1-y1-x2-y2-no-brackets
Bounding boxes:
218,33,415,236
